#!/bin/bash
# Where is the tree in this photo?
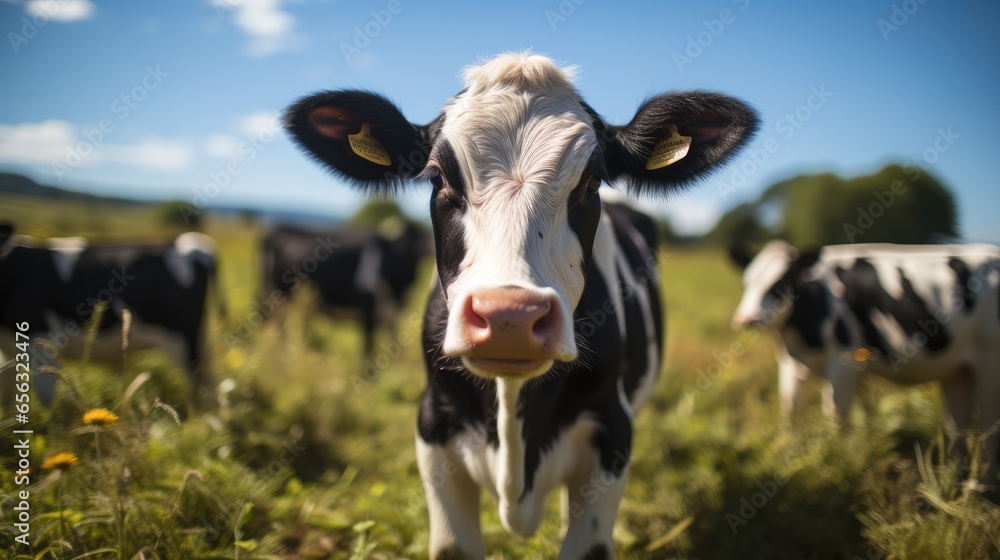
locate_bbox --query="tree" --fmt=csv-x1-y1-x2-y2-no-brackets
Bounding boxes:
703,165,958,247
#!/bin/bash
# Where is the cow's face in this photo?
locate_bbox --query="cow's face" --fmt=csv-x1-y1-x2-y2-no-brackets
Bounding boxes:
286,53,757,379
730,240,820,330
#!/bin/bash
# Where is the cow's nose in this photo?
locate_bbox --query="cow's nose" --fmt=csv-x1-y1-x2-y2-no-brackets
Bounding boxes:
731,314,761,330
462,286,562,361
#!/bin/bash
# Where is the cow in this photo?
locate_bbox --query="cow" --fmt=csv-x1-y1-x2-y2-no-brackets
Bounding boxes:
0,224,223,408
729,240,1000,485
284,53,757,558
260,219,428,356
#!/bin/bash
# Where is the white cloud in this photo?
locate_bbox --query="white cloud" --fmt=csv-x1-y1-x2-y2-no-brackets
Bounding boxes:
25,0,95,22
0,120,192,172
204,133,241,159
213,0,304,57
239,110,281,136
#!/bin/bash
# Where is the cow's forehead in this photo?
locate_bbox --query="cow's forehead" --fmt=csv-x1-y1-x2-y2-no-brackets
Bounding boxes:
435,55,597,205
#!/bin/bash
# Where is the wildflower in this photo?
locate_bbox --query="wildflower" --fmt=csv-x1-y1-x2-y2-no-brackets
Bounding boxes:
41,452,80,471
853,348,871,362
83,408,119,426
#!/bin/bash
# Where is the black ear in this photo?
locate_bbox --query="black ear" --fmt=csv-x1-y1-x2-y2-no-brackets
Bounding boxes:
728,242,756,270
603,91,758,194
284,90,433,194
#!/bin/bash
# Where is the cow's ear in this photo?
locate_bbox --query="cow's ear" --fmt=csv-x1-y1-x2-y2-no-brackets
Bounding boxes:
603,92,758,194
284,90,432,194
728,242,756,270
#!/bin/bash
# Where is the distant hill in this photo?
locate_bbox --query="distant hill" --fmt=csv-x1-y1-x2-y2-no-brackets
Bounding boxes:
0,172,144,205
0,172,344,229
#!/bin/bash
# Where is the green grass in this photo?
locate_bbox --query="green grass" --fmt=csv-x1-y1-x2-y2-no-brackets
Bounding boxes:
1,211,999,559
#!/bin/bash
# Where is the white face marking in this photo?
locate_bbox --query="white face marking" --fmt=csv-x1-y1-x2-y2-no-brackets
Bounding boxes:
167,232,216,288
436,56,598,362
47,237,87,283
733,240,796,327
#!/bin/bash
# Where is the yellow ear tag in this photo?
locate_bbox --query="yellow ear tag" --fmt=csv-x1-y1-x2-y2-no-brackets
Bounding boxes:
348,123,392,166
645,125,692,170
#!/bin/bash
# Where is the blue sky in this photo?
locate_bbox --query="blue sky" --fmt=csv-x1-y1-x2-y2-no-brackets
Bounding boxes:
1,0,997,241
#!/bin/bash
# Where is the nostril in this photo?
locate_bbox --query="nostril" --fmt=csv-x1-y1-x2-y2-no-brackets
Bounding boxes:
530,304,555,336
465,296,489,330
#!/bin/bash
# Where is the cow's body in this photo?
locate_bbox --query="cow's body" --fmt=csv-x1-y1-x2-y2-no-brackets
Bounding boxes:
417,199,663,552
261,222,426,354
0,226,220,405
731,240,1000,484
285,53,757,558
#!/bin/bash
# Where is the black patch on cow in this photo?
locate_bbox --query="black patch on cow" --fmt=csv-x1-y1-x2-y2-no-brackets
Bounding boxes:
787,280,829,348
580,544,609,560
261,224,427,355
566,178,603,276
834,317,851,346
603,202,665,402
948,257,976,314
425,141,469,296
836,259,951,356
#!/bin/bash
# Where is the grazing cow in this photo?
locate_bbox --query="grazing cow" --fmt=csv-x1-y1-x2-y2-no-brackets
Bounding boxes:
0,224,222,406
260,220,428,355
285,53,757,558
730,240,1000,483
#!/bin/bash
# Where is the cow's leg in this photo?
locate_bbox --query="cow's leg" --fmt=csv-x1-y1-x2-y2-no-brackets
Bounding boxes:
416,437,484,560
974,355,1000,488
184,328,214,409
824,358,859,422
559,464,628,560
358,293,377,358
776,348,810,418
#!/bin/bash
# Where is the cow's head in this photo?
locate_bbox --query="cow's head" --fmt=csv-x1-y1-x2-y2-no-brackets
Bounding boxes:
730,240,821,330
286,53,757,378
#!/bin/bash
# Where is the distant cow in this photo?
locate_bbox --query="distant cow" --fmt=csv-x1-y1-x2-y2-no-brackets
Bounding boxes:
260,220,428,355
0,224,222,406
730,240,1000,483
285,53,756,558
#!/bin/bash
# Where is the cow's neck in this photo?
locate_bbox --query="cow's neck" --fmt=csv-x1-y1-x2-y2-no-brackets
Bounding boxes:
495,377,526,514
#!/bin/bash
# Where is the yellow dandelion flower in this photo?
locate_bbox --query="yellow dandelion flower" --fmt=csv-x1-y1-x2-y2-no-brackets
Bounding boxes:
41,452,80,471
83,408,119,426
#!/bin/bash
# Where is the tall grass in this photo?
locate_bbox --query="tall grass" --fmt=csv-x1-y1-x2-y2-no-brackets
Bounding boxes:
1,219,998,558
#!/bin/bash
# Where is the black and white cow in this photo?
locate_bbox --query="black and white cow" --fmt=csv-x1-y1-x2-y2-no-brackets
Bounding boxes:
285,53,757,558
730,240,1000,483
260,221,428,355
0,224,222,406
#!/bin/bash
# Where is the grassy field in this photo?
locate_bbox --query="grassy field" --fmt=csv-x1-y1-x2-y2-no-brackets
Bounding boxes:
2,210,999,559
